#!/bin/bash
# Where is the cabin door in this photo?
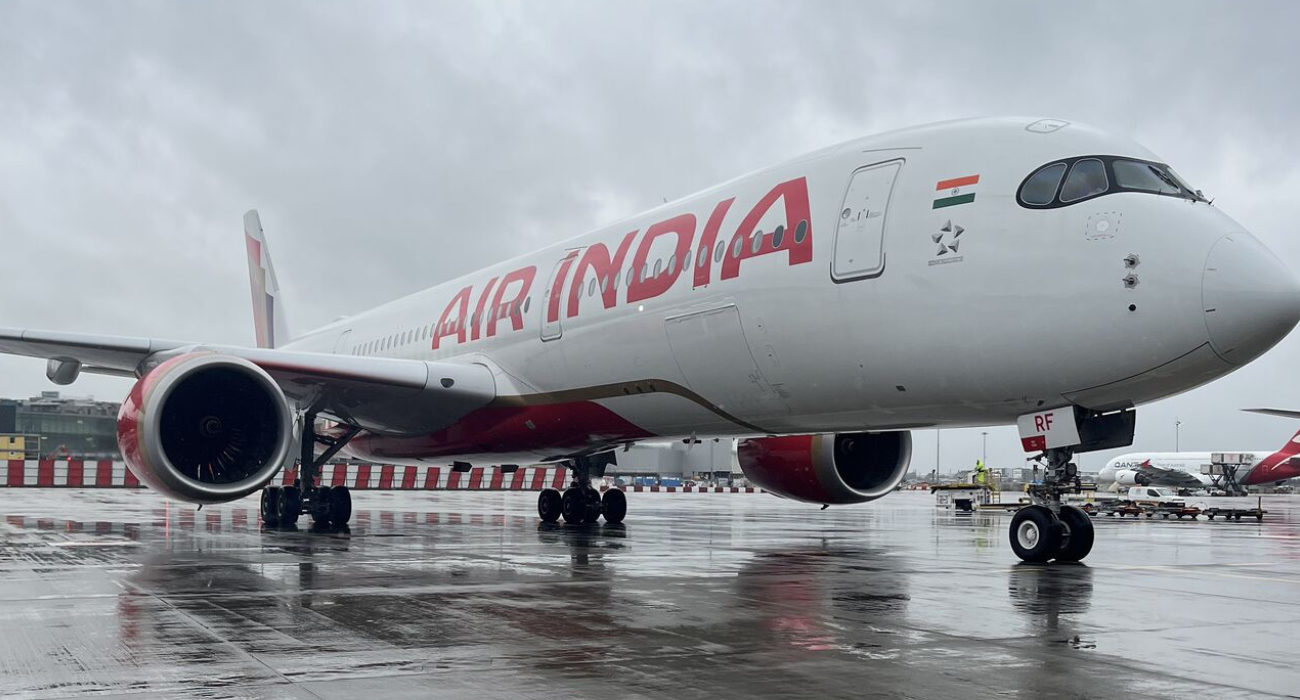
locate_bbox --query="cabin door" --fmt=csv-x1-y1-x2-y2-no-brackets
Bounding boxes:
540,251,580,341
831,159,903,282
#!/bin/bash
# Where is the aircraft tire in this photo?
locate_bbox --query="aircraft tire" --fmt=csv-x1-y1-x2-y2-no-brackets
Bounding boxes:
311,486,334,527
583,486,602,523
560,487,586,524
537,488,562,523
601,488,627,524
277,485,302,527
260,486,281,527
328,485,352,527
1009,505,1061,563
1054,505,1094,562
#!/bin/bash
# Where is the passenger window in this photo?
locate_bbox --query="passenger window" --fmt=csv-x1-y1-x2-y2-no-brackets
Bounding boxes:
682,249,692,270
588,278,597,297
613,271,621,289
668,253,677,275
653,260,662,278
750,232,763,254
523,297,531,313
1020,162,1067,205
772,225,785,248
600,276,609,294
1060,158,1108,202
731,237,743,259
715,242,725,263
794,219,808,244
1114,159,1180,195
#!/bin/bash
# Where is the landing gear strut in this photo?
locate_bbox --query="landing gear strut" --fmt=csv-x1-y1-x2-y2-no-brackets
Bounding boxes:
1010,446,1095,563
537,453,625,525
260,412,359,530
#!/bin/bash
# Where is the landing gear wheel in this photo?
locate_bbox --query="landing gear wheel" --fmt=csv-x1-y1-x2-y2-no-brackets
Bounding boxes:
561,487,587,524
277,485,302,527
328,485,352,527
260,486,282,528
310,485,334,527
537,488,562,523
601,488,627,524
1009,505,1062,563
1055,505,1094,562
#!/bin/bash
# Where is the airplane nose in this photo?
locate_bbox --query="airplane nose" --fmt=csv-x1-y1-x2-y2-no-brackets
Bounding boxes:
1203,233,1300,365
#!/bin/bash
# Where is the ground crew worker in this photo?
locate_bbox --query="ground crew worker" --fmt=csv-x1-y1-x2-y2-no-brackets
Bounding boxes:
974,459,988,487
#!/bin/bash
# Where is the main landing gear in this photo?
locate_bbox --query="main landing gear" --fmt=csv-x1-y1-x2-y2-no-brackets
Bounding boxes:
1010,446,1095,563
260,412,360,530
537,454,626,525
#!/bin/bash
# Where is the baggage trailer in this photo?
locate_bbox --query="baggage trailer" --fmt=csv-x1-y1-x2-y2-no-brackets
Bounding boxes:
1203,497,1267,521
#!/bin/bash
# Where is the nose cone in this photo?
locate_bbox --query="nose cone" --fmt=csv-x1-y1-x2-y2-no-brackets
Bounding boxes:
1203,234,1300,365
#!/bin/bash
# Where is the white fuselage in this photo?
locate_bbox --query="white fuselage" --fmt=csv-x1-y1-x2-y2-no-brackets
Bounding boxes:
277,117,1293,466
1098,453,1264,488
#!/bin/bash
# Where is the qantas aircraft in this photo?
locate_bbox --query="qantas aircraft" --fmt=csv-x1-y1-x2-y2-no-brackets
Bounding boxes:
2,117,1299,563
1098,421,1300,491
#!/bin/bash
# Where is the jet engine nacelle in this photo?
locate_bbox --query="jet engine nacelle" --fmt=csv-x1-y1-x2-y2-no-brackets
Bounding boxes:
1113,470,1151,487
117,353,293,504
737,431,911,505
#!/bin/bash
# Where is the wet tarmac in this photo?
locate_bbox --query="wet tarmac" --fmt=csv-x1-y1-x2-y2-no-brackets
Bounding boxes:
1,489,1298,699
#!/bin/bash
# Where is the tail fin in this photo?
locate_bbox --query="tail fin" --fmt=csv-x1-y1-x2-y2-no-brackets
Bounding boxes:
243,210,291,349
1241,409,1300,482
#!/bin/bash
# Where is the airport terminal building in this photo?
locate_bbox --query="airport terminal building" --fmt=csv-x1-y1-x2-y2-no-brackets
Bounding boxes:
0,391,120,460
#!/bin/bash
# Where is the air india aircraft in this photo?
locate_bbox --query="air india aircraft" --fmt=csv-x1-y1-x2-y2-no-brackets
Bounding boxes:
3,117,1298,563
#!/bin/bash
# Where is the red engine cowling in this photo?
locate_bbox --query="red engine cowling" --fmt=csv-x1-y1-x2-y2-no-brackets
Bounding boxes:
118,353,294,504
737,431,912,505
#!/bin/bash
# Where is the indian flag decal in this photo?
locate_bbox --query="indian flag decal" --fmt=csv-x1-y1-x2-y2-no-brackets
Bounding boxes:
933,174,979,209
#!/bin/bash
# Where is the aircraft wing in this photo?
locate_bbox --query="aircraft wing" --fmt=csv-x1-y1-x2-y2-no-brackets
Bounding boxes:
0,328,189,377
0,328,496,435
1140,464,1209,488
1243,408,1300,420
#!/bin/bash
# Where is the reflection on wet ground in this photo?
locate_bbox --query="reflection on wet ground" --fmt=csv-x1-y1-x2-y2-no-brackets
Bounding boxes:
1,490,1298,698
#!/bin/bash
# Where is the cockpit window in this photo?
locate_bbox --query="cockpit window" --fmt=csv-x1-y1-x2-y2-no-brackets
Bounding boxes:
1060,158,1108,203
1114,159,1183,197
1018,155,1207,209
1020,163,1067,205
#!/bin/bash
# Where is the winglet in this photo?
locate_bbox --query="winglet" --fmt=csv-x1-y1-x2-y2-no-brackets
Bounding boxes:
243,210,291,349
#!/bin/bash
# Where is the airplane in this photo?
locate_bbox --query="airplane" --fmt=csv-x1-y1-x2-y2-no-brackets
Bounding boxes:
2,116,1299,564
1098,422,1300,491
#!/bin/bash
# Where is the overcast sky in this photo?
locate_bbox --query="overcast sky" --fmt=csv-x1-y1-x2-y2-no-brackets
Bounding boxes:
3,1,1299,472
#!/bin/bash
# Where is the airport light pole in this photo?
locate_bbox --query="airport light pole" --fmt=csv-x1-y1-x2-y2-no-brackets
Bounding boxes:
935,429,941,474
981,431,988,464
1175,419,1182,451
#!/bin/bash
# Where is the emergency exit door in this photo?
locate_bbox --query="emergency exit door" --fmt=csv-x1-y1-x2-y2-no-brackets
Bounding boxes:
540,251,579,341
831,160,902,282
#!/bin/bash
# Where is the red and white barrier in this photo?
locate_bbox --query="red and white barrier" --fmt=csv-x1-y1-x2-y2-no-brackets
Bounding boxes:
0,460,759,493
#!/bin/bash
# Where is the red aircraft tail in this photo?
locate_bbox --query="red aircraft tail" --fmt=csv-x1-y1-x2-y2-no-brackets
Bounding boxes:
1240,411,1300,484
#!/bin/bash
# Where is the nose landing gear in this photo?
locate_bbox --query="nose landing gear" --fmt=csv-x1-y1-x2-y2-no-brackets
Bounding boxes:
1010,446,1095,563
